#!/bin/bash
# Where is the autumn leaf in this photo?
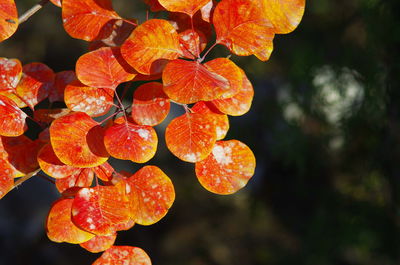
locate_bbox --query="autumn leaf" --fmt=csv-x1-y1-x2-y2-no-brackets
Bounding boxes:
34,108,71,124
0,95,27,137
49,71,77,103
192,101,229,140
0,0,18,42
0,57,22,93
92,246,152,265
158,0,210,17
55,169,94,193
80,234,116,253
195,140,256,194
179,30,207,59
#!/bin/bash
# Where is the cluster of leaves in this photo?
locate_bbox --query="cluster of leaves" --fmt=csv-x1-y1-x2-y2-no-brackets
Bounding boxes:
0,0,304,264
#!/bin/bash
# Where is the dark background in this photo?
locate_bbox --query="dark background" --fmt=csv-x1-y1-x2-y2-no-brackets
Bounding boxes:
1,0,400,264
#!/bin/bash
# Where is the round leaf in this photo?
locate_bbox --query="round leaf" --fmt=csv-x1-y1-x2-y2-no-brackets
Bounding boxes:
158,0,210,17
0,57,22,93
0,0,18,42
92,246,151,265
0,95,27,137
262,0,305,34
80,234,116,253
192,101,229,140
49,71,77,103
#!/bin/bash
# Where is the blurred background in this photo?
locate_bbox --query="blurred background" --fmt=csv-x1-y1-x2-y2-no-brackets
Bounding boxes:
1,0,400,264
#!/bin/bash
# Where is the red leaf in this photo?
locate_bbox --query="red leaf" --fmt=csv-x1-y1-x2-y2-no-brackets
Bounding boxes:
92,246,151,265
131,82,170,126
158,0,210,17
212,69,254,116
192,102,229,140
46,198,95,244
80,234,116,253
89,19,136,50
125,166,175,225
195,140,256,194
55,169,94,193
71,183,130,236
34,108,71,124
15,63,55,109
0,0,18,42
104,120,158,163
169,12,212,39
76,47,136,90
121,19,181,75
62,0,121,41
93,162,114,182
0,57,22,93
49,71,77,103
0,95,27,137
0,162,14,199
213,0,275,60
50,112,109,168
49,0,61,7
64,80,114,117
179,30,207,59
165,112,216,162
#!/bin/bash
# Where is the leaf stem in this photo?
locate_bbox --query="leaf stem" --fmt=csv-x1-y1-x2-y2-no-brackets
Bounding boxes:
199,42,218,63
11,169,41,191
18,0,50,25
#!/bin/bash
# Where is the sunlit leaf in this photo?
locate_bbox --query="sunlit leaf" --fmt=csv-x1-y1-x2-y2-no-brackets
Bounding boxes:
64,80,114,117
76,47,136,90
71,183,130,235
0,57,22,93
212,69,254,116
131,82,170,126
158,0,210,17
195,140,255,194
169,12,212,39
162,59,233,104
114,218,135,231
50,112,109,168
92,246,151,265
62,0,121,41
0,95,27,137
125,166,175,225
15,63,55,109
179,30,207,59
0,0,18,42
80,233,116,253
192,102,229,140
49,71,77,103
49,0,61,7
46,198,95,244
165,113,216,162
200,0,213,22
93,162,114,182
213,0,275,60
55,169,94,193
261,0,305,34
121,19,181,75
104,120,157,163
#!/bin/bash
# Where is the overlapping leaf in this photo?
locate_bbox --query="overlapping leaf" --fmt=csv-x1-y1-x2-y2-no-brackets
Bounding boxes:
125,166,175,225
50,112,109,168
104,119,157,163
34,108,71,124
55,169,94,193
46,198,95,244
213,0,275,60
64,80,114,117
192,102,229,140
195,140,255,194
80,234,116,253
49,71,77,103
143,0,165,12
0,57,22,93
62,0,121,41
165,113,216,162
131,82,170,126
169,11,212,39
89,19,136,50
179,30,206,59
71,183,130,235
158,0,210,17
0,95,27,137
0,0,18,42
92,246,151,265
0,161,14,199
261,0,305,34
121,19,181,75
76,47,136,90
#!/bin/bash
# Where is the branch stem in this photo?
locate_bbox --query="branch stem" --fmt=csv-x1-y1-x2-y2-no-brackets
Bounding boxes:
18,0,50,25
11,169,41,191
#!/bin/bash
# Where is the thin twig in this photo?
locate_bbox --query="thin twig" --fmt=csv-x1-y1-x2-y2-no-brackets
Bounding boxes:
199,42,218,63
18,0,50,25
11,169,41,191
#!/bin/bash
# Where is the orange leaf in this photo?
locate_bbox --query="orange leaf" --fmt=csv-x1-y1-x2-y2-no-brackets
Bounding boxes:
0,161,14,199
49,71,77,103
114,218,135,231
46,198,95,244
0,57,22,93
50,112,109,168
195,140,255,194
169,12,212,39
80,234,116,253
162,59,232,104
121,19,181,75
131,82,170,126
49,0,61,7
158,0,210,17
93,162,114,182
165,112,216,162
34,108,71,124
0,95,27,137
15,62,55,109
192,102,229,140
213,0,275,60
0,0,18,42
76,47,136,90
212,69,254,116
92,246,151,265
89,19,136,50
125,166,175,225
64,80,114,117
62,0,121,41
261,0,305,34
104,120,157,163
55,169,94,193
179,29,207,59
71,184,130,236
200,0,213,23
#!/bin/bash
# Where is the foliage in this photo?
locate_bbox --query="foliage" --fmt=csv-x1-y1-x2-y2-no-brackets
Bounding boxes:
0,0,304,264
